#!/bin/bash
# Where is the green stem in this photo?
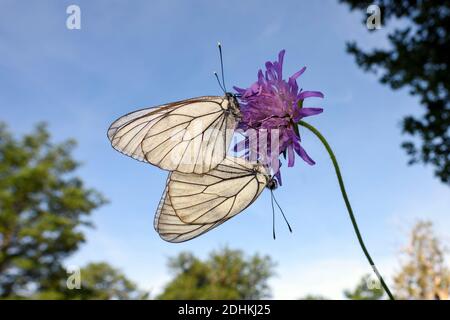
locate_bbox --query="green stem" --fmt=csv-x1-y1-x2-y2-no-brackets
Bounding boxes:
298,120,395,300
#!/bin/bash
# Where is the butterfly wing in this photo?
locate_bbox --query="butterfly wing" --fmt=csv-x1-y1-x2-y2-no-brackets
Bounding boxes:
154,175,225,243
107,96,237,173
168,156,269,225
154,157,269,242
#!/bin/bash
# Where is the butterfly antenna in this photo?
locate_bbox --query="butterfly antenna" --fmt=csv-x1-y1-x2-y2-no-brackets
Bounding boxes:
214,71,226,94
272,192,293,233
270,190,276,240
217,42,227,92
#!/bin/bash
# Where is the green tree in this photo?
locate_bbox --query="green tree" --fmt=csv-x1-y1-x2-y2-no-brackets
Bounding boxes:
0,123,106,298
35,262,149,300
394,220,449,300
344,274,385,300
158,248,275,300
339,1,450,184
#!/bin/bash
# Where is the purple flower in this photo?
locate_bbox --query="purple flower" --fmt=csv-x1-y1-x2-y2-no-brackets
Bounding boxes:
234,50,324,184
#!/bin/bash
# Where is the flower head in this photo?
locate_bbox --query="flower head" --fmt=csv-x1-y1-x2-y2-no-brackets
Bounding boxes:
234,50,324,184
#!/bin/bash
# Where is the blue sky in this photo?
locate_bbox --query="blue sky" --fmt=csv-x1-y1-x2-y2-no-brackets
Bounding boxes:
1,0,449,299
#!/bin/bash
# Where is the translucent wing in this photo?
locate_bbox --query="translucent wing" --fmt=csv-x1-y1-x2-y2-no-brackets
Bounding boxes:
168,156,269,225
154,176,225,243
154,157,269,242
107,96,238,173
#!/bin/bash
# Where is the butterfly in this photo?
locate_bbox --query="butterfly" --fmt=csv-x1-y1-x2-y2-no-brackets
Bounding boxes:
108,44,290,242
154,156,281,242
107,94,240,174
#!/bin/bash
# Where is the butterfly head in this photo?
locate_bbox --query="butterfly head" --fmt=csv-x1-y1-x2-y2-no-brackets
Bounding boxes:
251,163,275,189
266,177,278,190
225,92,241,118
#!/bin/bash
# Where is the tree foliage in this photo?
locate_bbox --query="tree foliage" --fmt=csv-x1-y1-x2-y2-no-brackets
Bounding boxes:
34,262,148,300
157,248,275,300
394,220,449,300
0,122,107,298
76,263,148,300
340,0,450,184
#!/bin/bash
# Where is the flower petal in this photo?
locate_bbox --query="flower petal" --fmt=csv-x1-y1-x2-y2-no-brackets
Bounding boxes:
298,91,324,100
291,66,306,80
275,50,285,79
294,143,315,165
278,50,285,66
298,107,323,118
233,86,246,93
287,145,295,167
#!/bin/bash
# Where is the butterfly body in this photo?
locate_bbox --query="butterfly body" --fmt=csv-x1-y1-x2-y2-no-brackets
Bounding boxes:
266,178,278,190
223,92,241,118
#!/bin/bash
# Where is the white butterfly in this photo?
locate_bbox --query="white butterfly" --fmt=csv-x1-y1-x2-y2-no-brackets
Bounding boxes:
154,156,278,243
108,44,288,242
107,94,240,174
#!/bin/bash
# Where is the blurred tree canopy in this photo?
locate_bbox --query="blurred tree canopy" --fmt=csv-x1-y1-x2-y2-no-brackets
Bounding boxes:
394,220,449,300
0,122,146,299
35,262,148,300
344,274,384,300
340,1,450,184
75,263,148,300
157,248,275,300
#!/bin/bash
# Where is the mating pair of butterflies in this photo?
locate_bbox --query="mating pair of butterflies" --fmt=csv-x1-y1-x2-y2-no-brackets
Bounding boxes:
107,94,279,243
